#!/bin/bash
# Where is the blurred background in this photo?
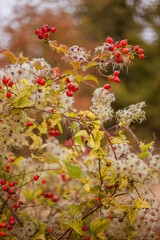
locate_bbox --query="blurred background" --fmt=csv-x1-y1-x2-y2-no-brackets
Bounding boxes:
0,0,160,148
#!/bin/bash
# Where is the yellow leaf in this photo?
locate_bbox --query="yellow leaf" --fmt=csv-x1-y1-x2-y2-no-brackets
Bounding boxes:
74,130,89,138
0,49,17,63
128,208,137,224
134,198,151,209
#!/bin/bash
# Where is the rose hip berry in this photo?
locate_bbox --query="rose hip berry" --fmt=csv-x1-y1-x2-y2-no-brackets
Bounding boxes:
52,197,57,202
83,226,88,231
0,231,6,237
104,84,111,90
114,70,120,76
33,175,39,181
0,179,6,185
6,92,11,98
106,36,113,44
0,223,6,228
26,121,32,127
66,90,73,97
121,39,127,46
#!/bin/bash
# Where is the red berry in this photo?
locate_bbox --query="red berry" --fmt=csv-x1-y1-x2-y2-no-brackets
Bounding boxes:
108,77,114,81
7,80,14,87
95,197,99,201
66,78,71,83
107,185,112,189
51,27,56,33
19,201,23,205
54,130,60,136
9,189,15,195
61,173,65,178
51,108,54,113
2,77,9,84
14,204,19,209
83,226,88,231
8,195,12,199
9,217,14,221
6,165,10,169
38,34,44,40
85,237,89,240
134,45,139,52
10,158,15,162
0,231,6,237
33,175,39,181
0,179,6,185
48,229,53,233
108,215,114,219
139,54,145,59
8,220,14,226
26,121,32,127
138,48,144,54
41,27,47,33
8,225,13,230
9,182,14,187
48,193,53,198
66,90,73,97
6,92,11,98
52,197,57,202
108,45,114,51
113,76,120,83
106,36,113,44
46,25,51,32
106,162,111,167
114,51,121,57
121,39,128,46
72,86,79,92
116,57,123,63
3,186,9,192
114,70,120,76
44,33,50,39
41,179,46,184
36,78,42,84
104,84,111,90
114,41,122,48
35,29,41,35
122,48,129,54
40,80,45,86
67,84,74,90
0,223,6,228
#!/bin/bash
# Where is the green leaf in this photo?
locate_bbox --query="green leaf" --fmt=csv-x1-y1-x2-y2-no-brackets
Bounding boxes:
64,162,82,179
134,198,151,209
71,121,80,132
14,97,34,108
74,136,84,145
14,85,35,103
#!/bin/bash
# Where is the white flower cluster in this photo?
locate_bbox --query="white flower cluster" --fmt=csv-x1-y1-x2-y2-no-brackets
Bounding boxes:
148,154,160,174
94,42,119,70
116,101,146,126
90,88,115,123
0,112,25,161
63,45,89,63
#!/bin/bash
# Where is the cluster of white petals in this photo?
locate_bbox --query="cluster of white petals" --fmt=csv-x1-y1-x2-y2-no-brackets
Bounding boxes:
63,45,89,63
90,88,115,123
116,101,146,126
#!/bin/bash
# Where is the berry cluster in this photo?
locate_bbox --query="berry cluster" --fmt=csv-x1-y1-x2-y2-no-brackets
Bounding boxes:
1,76,14,98
103,70,120,93
36,77,45,86
0,217,16,237
35,24,56,40
106,36,145,60
66,83,79,97
41,191,57,202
